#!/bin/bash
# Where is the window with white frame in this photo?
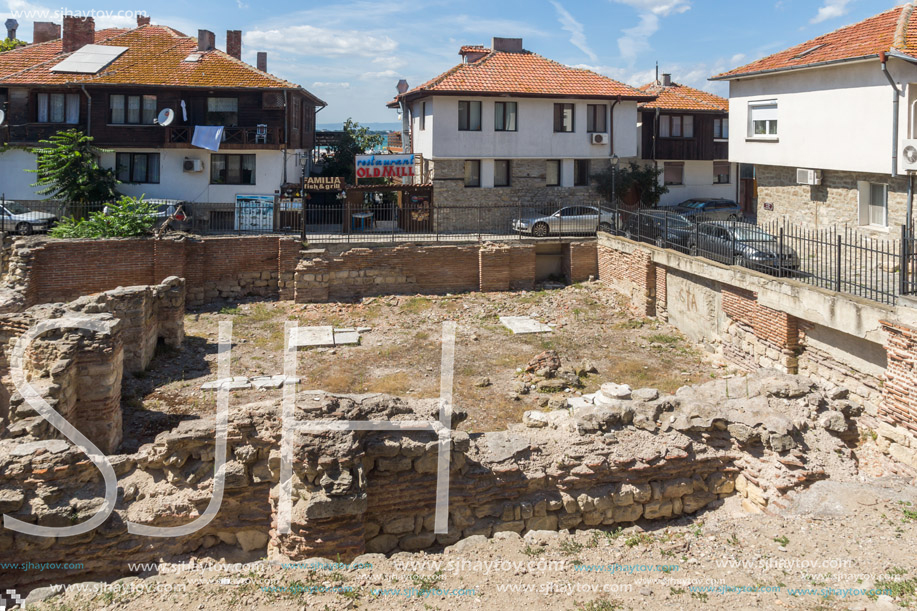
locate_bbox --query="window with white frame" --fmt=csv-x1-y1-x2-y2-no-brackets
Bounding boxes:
858,181,888,227
748,101,778,137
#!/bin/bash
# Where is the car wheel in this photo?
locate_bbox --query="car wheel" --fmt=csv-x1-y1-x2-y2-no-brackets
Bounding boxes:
734,254,748,268
727,214,739,222
16,222,33,236
654,236,666,248
598,222,613,234
624,229,634,241
688,242,698,256
532,222,549,238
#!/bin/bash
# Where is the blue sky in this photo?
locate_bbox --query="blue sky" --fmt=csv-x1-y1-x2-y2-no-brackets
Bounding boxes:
0,0,905,124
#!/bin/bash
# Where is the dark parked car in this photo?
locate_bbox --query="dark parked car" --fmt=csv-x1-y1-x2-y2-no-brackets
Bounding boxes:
673,198,743,222
512,205,619,237
622,210,694,250
688,222,799,273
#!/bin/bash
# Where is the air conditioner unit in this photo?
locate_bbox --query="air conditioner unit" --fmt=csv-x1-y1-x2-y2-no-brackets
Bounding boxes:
183,158,203,173
796,168,822,186
902,139,917,171
591,133,608,145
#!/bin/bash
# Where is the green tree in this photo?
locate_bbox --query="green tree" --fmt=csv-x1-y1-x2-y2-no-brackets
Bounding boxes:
48,195,158,238
320,118,384,184
593,161,668,207
30,129,120,203
0,38,27,52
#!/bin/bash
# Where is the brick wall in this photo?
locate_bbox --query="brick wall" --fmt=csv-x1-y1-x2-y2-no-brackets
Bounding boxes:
564,241,598,284
597,243,655,316
295,242,544,302
880,320,917,434
7,235,300,307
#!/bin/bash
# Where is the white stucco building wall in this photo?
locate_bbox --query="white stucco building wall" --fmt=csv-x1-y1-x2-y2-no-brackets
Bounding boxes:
657,160,737,207
0,148,302,203
727,58,917,176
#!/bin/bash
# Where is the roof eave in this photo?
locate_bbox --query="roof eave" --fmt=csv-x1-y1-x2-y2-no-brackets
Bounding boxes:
710,54,880,81
397,90,654,102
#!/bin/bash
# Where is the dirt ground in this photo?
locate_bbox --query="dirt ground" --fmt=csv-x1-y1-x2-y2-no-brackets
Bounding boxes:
121,282,718,448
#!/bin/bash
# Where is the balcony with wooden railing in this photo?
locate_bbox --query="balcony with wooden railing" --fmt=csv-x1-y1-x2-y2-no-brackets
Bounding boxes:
164,125,285,150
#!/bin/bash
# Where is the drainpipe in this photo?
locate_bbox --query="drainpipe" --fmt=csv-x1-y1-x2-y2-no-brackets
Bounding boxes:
80,85,91,136
880,52,902,177
609,96,621,157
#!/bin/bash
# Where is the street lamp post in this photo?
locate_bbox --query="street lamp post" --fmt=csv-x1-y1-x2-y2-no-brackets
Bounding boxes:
610,153,620,212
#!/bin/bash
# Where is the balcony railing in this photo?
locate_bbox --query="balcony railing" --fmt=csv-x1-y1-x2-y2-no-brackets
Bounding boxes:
165,126,284,148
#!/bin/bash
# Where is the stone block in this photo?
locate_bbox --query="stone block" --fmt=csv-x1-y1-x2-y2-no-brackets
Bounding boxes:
399,532,436,551
613,504,643,522
383,516,416,535
661,478,693,499
366,534,399,554
493,520,525,534
643,499,673,520
525,515,558,531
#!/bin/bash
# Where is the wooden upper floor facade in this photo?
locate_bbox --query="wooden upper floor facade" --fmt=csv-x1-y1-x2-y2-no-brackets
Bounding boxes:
640,109,729,162
0,84,317,150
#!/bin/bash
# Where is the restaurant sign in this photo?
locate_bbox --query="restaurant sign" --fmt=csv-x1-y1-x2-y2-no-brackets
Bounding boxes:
355,154,415,179
304,176,344,191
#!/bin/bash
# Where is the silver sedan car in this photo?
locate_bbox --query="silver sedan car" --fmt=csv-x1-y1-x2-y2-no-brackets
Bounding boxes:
512,205,619,237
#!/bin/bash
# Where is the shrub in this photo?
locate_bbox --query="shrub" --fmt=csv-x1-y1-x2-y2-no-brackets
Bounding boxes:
49,196,158,238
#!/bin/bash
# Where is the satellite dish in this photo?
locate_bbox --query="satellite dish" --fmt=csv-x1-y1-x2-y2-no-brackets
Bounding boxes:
0,109,5,125
156,108,175,126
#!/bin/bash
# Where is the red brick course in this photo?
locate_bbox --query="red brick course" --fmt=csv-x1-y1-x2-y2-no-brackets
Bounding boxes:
15,235,301,307
880,320,917,434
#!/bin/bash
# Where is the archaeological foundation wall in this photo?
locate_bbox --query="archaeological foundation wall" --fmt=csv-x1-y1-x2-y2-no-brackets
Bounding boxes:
1,368,862,589
4,235,299,308
596,232,917,470
294,241,597,302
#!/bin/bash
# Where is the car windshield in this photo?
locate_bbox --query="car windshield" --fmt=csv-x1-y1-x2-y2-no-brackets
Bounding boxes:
678,201,705,209
4,202,30,215
733,226,776,242
654,214,691,228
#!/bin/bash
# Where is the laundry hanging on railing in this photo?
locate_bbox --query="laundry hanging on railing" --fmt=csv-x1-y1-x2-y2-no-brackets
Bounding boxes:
191,125,224,151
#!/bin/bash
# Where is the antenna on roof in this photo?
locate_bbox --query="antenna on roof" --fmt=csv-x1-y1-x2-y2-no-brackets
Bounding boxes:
655,61,659,84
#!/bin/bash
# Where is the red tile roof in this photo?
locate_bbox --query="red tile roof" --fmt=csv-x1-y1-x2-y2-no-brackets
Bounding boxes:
639,81,728,112
0,23,324,102
713,3,917,80
390,47,653,104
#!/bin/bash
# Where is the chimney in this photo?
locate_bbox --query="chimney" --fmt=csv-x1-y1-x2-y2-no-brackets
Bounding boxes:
137,15,150,27
5,19,18,40
257,51,267,72
33,22,61,44
197,29,215,52
62,16,94,54
396,79,409,94
661,73,672,87
491,37,523,53
226,30,241,59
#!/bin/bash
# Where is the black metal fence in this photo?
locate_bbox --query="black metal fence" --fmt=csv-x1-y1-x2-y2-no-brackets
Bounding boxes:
8,196,917,306
617,206,909,306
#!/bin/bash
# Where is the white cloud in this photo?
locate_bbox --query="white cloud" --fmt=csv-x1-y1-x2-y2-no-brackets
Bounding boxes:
360,69,399,80
811,0,853,24
312,81,351,89
236,0,249,8
244,25,397,57
550,1,597,62
612,0,691,63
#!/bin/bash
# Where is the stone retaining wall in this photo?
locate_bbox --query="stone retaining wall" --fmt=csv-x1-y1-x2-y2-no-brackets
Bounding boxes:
0,370,862,588
595,232,917,472
295,241,597,302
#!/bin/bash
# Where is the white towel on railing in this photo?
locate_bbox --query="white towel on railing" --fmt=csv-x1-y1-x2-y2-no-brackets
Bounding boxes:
191,125,224,151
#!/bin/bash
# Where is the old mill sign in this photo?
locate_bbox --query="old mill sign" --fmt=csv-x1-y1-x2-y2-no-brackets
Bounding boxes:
355,154,415,179
304,176,345,191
